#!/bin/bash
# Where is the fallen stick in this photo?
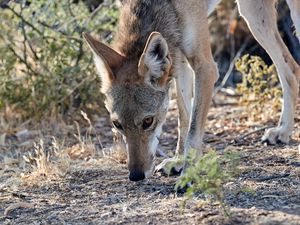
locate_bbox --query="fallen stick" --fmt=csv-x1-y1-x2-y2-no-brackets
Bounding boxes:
235,125,274,142
4,202,35,217
255,173,290,182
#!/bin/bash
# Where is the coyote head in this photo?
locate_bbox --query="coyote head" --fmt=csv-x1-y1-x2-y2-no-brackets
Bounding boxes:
83,32,172,181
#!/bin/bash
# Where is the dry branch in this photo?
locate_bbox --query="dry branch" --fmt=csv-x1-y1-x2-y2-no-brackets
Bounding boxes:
4,202,35,217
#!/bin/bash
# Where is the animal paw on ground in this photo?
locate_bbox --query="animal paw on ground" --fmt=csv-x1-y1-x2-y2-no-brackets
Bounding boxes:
155,157,183,176
262,127,290,145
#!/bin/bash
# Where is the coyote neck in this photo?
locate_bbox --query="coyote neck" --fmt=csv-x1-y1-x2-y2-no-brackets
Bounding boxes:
112,0,181,59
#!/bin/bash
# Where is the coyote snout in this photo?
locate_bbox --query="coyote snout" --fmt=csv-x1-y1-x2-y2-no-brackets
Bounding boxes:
126,130,159,181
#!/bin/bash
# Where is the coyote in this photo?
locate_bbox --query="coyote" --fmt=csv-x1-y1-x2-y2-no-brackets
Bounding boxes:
84,0,300,181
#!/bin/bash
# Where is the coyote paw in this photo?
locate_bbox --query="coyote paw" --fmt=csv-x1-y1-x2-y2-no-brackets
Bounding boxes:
155,157,183,176
261,127,290,145
175,181,192,194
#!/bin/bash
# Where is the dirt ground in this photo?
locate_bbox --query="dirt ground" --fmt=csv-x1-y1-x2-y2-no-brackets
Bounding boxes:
0,94,300,225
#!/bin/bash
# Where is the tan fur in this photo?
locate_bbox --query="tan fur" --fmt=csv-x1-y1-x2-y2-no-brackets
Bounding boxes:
84,0,300,181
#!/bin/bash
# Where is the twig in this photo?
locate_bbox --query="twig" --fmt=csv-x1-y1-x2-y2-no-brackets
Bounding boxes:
18,3,40,76
20,18,39,61
235,125,274,142
6,5,42,35
7,45,38,76
214,36,251,96
36,19,81,42
89,1,107,20
67,0,75,18
4,202,35,217
15,4,53,76
255,173,290,182
83,1,109,26
21,21,29,71
75,41,84,66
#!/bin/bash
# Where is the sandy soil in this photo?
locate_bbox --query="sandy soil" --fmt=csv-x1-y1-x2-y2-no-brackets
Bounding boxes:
0,97,300,225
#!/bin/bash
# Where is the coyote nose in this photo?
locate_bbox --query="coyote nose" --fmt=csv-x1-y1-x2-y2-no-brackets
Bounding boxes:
129,170,145,181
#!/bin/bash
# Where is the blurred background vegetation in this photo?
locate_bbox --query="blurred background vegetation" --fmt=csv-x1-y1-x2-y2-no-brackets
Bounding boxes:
0,0,119,123
0,0,299,123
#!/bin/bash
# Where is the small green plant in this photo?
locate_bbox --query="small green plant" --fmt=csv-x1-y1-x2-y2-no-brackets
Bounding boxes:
235,54,282,121
176,149,240,216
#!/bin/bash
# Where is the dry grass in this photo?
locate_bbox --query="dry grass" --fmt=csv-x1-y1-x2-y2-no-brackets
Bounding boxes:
21,138,70,186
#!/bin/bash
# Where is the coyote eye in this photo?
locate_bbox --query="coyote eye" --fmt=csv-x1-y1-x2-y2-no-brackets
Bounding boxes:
112,120,123,131
142,117,154,130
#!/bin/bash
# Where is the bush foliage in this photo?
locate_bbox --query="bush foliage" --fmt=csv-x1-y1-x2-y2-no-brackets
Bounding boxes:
235,55,282,121
0,0,119,120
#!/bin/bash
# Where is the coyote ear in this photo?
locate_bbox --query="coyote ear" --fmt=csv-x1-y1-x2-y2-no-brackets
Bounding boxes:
83,32,125,92
138,32,172,87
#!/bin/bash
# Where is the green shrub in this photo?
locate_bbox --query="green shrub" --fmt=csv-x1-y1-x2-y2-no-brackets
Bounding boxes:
235,55,282,121
0,0,119,120
176,149,240,216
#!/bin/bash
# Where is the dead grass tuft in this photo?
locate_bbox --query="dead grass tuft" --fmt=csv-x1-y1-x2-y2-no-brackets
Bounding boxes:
21,138,70,185
66,142,96,160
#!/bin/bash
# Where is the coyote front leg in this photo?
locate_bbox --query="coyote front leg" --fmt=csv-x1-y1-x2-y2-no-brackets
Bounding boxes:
181,12,219,163
184,56,218,158
175,54,193,156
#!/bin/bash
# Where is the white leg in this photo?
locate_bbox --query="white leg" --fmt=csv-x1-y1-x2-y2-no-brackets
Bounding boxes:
174,54,193,155
237,0,300,144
